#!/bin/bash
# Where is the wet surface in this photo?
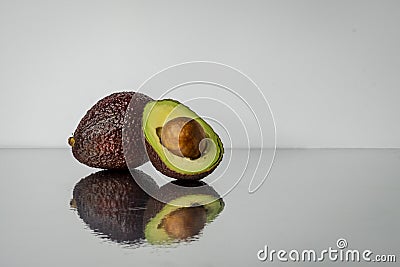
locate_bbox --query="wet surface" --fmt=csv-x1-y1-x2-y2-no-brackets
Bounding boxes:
0,149,399,266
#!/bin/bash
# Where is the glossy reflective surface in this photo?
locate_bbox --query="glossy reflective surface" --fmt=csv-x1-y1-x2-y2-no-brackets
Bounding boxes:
1,149,399,266
70,170,224,246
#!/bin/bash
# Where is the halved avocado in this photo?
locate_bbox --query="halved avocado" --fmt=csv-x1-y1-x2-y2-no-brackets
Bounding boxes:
71,169,158,245
143,181,225,244
142,99,224,180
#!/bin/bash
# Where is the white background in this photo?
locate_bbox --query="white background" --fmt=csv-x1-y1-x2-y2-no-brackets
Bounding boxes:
1,0,399,148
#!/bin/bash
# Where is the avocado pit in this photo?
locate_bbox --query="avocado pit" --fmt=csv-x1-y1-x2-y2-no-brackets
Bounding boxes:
157,117,206,160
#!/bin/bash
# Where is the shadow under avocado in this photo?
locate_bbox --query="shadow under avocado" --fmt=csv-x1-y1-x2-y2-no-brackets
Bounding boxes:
70,170,225,247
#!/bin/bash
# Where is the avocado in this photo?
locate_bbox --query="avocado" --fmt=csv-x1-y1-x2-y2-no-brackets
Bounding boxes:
71,169,158,245
142,99,224,180
69,92,153,169
143,181,225,244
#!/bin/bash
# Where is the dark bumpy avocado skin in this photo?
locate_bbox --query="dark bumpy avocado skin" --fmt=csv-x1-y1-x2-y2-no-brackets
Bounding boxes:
71,92,152,169
72,169,157,244
145,140,221,180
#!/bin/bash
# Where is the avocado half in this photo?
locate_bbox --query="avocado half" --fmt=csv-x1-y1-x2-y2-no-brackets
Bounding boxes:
71,169,158,245
69,92,153,169
142,99,224,180
143,181,225,244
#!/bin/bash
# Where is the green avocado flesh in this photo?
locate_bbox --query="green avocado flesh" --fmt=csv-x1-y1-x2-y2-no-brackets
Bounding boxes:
145,194,224,244
142,99,224,175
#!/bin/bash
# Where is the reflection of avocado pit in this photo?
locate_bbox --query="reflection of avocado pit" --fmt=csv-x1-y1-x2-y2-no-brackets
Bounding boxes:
144,195,224,244
157,117,206,160
143,181,225,244
158,206,207,240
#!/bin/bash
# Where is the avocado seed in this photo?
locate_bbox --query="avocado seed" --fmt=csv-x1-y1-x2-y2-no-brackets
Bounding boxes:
159,206,207,240
158,117,206,160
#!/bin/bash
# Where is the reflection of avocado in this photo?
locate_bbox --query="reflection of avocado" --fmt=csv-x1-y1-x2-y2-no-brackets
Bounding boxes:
142,99,224,180
69,92,153,169
143,181,225,244
71,169,157,245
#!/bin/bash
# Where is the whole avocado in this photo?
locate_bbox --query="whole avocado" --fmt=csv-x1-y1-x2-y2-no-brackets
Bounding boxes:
69,92,152,169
